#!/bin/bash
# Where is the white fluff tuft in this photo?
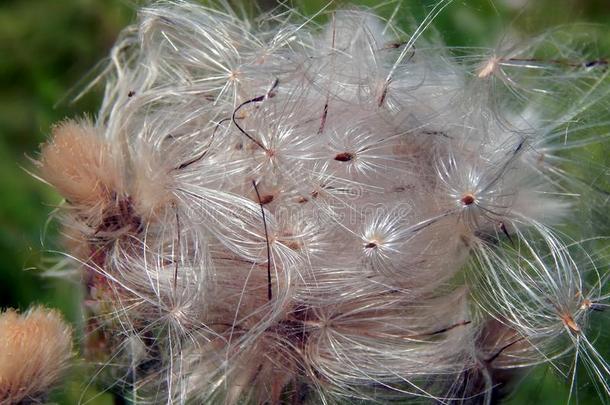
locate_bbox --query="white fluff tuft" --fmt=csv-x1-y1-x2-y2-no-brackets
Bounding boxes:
38,1,609,404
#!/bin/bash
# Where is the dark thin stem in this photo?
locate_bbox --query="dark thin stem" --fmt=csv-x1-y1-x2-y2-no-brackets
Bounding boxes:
252,180,272,301
486,336,525,364
378,47,414,107
499,221,514,246
318,15,335,135
232,79,279,150
175,117,231,170
480,137,526,194
426,320,471,336
317,102,328,134
174,204,180,294
378,79,391,107
504,57,608,69
408,320,471,339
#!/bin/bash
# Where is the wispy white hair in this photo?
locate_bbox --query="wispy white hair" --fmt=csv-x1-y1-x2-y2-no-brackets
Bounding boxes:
38,1,609,403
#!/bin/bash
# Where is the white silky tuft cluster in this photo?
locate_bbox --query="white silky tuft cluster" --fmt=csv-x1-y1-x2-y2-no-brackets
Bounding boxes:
39,1,610,404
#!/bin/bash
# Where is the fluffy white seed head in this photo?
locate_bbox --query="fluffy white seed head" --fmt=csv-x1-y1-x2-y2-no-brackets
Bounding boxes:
37,1,609,403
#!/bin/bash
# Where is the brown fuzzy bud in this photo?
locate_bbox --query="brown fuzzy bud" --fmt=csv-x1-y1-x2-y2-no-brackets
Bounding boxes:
0,306,73,404
39,120,121,205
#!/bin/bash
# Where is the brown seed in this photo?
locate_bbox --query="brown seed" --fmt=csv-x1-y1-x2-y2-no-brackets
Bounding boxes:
461,193,476,206
334,152,354,162
258,194,274,205
282,239,303,250
478,57,500,79
561,313,581,333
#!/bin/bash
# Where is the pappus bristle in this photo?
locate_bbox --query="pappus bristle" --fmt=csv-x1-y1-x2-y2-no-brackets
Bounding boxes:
34,1,609,404
470,224,610,399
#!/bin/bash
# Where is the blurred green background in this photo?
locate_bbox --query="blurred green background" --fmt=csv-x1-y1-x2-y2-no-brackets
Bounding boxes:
0,0,608,403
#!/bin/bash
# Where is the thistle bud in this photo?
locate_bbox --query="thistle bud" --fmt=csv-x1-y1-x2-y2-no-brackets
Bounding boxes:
0,306,72,404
